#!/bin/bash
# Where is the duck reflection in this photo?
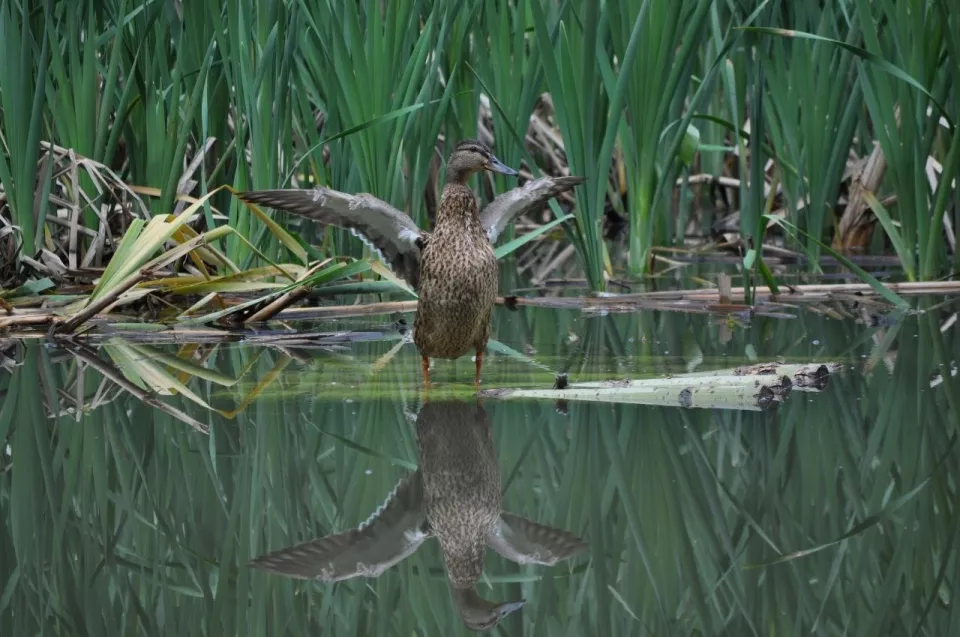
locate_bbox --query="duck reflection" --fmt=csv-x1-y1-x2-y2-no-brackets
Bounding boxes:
249,399,587,631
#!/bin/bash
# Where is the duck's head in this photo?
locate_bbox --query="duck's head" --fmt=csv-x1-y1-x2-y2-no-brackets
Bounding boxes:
445,140,519,185
451,587,526,632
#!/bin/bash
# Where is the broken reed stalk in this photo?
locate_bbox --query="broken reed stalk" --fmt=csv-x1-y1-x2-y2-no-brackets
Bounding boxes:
834,139,888,251
241,258,338,324
478,374,795,411
65,342,209,434
507,281,960,307
270,300,419,321
0,313,57,330
2,280,957,338
243,285,314,323
56,270,151,334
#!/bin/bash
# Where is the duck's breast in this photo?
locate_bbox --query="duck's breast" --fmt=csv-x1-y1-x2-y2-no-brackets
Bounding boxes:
415,229,497,357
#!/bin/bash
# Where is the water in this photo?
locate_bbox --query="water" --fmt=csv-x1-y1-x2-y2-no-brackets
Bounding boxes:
1,299,958,635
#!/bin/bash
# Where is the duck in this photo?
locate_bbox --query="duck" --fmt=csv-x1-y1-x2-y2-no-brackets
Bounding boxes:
238,140,583,386
248,398,588,631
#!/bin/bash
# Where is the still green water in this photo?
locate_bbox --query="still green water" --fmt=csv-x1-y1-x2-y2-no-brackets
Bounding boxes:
1,299,958,635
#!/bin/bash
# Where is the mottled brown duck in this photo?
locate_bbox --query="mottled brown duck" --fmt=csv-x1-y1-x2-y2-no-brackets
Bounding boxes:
248,399,588,631
238,140,583,386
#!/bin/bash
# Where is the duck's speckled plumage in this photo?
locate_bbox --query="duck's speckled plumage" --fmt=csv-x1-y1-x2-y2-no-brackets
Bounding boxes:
416,400,500,589
247,399,588,631
414,183,498,362
237,140,584,384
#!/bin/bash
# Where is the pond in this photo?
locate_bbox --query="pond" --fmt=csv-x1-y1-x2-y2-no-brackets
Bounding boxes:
1,297,958,635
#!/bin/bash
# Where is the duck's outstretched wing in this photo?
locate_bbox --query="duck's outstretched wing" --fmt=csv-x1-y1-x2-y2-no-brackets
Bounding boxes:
486,513,588,566
248,473,430,581
479,176,585,243
237,187,425,288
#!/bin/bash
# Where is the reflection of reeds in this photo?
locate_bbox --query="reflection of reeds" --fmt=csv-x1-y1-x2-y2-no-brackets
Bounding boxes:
2,299,960,634
67,342,209,433
5,339,297,429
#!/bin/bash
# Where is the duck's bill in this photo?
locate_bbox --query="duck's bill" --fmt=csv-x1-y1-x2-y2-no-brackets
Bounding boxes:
496,599,526,618
487,156,519,176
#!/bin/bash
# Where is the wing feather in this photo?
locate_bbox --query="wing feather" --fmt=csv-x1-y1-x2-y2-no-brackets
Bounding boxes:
238,188,425,288
479,176,585,243
248,473,429,581
486,512,587,566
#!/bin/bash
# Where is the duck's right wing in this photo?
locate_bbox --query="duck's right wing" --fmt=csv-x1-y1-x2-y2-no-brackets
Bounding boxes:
486,512,588,566
238,187,425,289
479,176,585,244
248,472,430,581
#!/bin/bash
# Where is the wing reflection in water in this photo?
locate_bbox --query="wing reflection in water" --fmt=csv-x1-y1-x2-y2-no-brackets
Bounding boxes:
249,398,588,631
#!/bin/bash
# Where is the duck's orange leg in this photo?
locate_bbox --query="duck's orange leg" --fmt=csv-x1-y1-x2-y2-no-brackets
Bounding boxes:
421,356,431,386
474,350,484,388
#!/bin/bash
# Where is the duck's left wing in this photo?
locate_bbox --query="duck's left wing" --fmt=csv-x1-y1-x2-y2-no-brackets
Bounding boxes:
248,472,430,581
486,512,588,566
479,176,585,243
238,187,425,288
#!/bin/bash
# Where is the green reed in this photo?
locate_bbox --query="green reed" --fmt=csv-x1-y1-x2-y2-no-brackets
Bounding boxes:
0,0,957,295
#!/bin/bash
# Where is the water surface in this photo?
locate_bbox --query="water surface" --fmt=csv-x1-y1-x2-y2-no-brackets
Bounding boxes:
1,300,958,635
